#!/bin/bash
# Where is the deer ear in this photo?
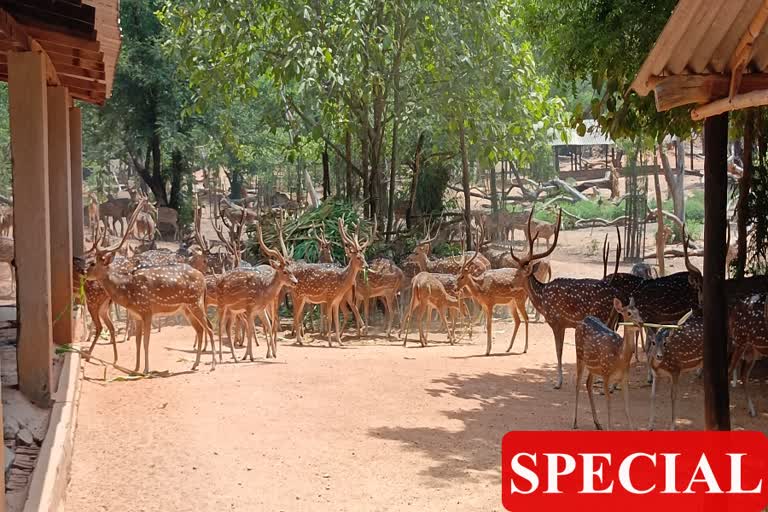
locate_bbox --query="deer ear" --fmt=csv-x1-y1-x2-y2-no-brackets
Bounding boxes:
613,297,623,312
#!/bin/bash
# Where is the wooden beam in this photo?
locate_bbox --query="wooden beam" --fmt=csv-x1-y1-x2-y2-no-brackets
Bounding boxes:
8,50,53,406
703,112,731,431
653,73,768,111
47,85,73,345
691,89,768,120
728,0,768,99
70,106,84,256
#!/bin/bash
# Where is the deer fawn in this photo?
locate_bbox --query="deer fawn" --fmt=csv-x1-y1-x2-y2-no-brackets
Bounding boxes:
511,209,629,389
83,200,215,374
400,272,468,347
573,298,643,431
355,258,404,338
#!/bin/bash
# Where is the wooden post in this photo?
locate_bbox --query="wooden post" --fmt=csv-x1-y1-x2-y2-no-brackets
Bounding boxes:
8,51,53,405
703,112,731,431
47,86,73,345
70,106,84,256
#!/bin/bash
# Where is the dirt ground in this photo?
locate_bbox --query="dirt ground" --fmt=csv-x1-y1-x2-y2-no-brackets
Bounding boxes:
63,233,768,512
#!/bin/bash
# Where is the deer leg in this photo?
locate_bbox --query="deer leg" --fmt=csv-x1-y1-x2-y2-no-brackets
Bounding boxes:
332,302,343,347
485,305,493,355
437,307,453,344
743,355,758,417
100,301,117,363
242,312,256,362
188,305,212,371
385,295,394,338
521,303,529,353
401,301,417,347
141,315,152,374
603,379,613,431
586,373,602,430
507,306,521,353
553,325,566,389
622,374,633,430
293,298,306,345
670,373,679,431
257,310,273,359
133,317,142,374
419,304,428,347
648,372,657,431
347,295,364,339
86,306,103,361
573,361,584,429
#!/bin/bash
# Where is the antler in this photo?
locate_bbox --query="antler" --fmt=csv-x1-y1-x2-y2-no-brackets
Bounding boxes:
607,226,621,286
510,207,562,269
98,199,147,255
602,233,610,278
256,222,285,266
338,218,353,247
193,206,211,255
682,225,702,277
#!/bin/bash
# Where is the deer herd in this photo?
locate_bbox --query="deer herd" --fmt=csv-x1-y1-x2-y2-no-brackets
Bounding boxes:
67,197,768,432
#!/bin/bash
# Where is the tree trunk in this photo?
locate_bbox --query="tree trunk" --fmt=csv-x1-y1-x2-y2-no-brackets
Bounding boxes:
369,87,385,221
500,160,507,210
360,128,370,217
659,141,685,241
459,117,472,251
295,159,303,203
386,42,403,242
406,132,425,230
168,148,184,210
322,143,330,200
489,163,498,212
652,151,666,277
345,130,354,199
230,168,244,200
736,109,754,279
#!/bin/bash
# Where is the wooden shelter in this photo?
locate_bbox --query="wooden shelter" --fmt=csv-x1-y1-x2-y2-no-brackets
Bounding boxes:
552,120,615,180
632,0,768,430
0,0,121,504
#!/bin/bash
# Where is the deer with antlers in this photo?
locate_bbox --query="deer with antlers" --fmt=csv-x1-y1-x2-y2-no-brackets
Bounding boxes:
83,200,215,374
73,256,117,363
510,209,631,389
289,219,369,346
214,224,298,361
573,299,644,431
457,226,530,355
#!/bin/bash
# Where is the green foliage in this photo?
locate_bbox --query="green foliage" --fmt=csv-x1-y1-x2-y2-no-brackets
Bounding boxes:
521,0,695,141
415,162,451,215
249,199,371,263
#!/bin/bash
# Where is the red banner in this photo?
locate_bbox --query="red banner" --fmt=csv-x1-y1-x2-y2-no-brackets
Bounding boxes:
502,431,768,512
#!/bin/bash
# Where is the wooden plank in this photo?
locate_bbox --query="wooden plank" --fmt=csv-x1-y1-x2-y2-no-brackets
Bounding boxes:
702,112,731,431
46,85,73,345
691,88,768,119
69,107,84,256
727,0,768,98
711,0,762,73
653,73,768,111
35,38,102,63
8,50,53,406
23,24,99,49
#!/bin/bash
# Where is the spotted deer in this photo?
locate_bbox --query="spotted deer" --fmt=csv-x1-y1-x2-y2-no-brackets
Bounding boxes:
83,200,215,374
290,219,369,346
511,209,629,389
400,271,468,347
0,205,12,237
573,298,643,430
728,295,768,418
73,256,117,363
0,236,14,294
355,258,404,338
215,224,298,361
457,230,529,356
647,311,703,430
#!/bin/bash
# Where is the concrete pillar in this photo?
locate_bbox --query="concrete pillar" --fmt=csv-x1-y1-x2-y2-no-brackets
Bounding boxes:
8,50,53,405
47,86,73,345
70,107,84,257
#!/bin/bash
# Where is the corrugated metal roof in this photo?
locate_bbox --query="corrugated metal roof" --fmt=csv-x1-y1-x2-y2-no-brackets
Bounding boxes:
632,0,768,96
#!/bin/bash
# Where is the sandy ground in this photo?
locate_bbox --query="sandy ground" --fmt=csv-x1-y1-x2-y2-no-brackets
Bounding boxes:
63,239,768,512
